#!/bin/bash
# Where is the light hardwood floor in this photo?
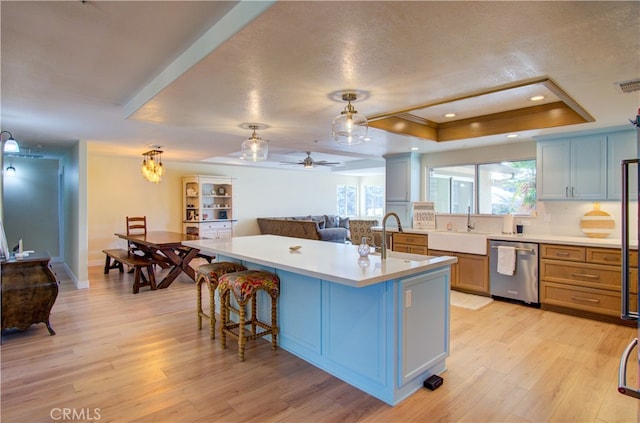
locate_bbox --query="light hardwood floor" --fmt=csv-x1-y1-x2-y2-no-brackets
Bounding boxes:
1,261,638,423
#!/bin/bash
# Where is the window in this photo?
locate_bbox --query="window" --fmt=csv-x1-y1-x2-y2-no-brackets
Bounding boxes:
478,160,536,214
362,184,384,217
429,165,475,214
429,160,536,215
337,185,357,217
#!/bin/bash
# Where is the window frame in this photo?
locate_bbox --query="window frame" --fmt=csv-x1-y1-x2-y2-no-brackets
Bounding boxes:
428,158,536,215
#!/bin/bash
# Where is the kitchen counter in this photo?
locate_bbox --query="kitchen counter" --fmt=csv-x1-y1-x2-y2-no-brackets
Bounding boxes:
183,234,455,405
373,227,638,249
183,234,456,287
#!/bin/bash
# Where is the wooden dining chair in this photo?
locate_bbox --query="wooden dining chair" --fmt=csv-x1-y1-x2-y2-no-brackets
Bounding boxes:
126,216,147,256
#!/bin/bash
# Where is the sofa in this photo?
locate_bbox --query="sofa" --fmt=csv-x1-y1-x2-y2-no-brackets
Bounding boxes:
257,215,349,243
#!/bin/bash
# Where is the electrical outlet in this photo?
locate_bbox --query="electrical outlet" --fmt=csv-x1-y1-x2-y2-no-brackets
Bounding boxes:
405,290,412,308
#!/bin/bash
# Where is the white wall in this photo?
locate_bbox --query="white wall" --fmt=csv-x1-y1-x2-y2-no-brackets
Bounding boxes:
88,149,363,265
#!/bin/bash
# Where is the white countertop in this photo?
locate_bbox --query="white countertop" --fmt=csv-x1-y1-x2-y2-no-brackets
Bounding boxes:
183,235,457,288
373,226,638,249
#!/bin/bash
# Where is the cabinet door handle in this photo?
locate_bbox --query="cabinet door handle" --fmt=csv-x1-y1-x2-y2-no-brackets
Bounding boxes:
566,187,569,197
571,272,600,279
571,296,600,303
571,187,575,197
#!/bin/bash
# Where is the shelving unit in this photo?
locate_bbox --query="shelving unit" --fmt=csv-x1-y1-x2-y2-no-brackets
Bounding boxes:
183,175,235,239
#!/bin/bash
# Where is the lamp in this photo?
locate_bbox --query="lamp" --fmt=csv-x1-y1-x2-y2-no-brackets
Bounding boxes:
332,93,368,145
241,124,268,162
1,131,20,153
141,149,164,183
5,164,16,176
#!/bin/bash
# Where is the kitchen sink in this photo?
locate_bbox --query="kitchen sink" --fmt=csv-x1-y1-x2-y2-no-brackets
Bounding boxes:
428,231,488,255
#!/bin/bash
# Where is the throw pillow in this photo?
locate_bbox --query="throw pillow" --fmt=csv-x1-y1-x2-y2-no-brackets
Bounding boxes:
324,215,339,228
339,216,350,230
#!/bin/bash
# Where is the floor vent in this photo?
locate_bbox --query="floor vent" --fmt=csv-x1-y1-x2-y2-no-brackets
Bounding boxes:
614,78,640,94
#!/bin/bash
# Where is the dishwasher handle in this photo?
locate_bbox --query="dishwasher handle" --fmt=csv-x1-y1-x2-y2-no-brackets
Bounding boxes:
490,246,535,253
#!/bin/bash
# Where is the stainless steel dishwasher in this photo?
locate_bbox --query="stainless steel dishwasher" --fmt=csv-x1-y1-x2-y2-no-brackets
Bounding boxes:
489,240,539,305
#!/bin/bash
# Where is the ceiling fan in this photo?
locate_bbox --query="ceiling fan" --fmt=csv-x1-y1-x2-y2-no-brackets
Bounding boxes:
280,151,340,168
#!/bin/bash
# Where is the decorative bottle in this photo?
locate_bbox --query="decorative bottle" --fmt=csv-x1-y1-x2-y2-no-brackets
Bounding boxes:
358,237,370,257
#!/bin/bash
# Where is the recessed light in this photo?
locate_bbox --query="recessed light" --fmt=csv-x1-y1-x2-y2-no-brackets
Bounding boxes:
530,95,545,102
507,134,519,138
410,147,419,151
444,113,456,118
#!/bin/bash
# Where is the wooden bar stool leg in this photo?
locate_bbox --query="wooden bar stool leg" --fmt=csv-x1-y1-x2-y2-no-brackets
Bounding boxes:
220,288,228,349
238,297,247,362
271,291,278,350
251,292,258,336
208,283,216,339
196,276,204,330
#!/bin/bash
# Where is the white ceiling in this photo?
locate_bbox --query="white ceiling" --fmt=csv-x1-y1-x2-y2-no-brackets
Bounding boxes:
1,1,639,174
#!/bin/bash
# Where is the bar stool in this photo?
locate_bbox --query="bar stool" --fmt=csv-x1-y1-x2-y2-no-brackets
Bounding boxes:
218,270,280,361
196,262,247,339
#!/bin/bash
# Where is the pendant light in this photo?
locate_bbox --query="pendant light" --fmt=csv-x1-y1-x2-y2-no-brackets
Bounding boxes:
1,130,20,153
241,124,268,162
141,148,164,183
5,164,16,176
332,93,368,145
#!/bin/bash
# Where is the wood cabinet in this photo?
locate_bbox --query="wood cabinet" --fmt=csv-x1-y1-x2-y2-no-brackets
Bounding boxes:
428,248,489,295
183,175,235,238
392,232,428,255
540,244,638,318
1,253,59,335
536,134,606,200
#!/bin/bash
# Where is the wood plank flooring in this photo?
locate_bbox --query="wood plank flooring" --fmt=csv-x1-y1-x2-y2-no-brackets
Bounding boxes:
1,261,638,422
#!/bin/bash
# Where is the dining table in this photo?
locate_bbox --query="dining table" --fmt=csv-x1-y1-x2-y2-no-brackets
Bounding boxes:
114,231,205,289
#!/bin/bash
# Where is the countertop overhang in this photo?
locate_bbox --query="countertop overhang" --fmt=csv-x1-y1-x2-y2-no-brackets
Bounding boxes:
183,235,457,288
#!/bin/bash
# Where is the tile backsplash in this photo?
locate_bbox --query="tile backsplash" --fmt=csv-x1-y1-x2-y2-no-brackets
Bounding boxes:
432,201,637,241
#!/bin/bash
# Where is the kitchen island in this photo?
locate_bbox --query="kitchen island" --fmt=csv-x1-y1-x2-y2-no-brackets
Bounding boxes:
183,235,457,405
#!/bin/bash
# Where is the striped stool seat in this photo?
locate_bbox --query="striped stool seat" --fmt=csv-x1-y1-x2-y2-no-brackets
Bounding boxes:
196,262,247,339
218,270,280,361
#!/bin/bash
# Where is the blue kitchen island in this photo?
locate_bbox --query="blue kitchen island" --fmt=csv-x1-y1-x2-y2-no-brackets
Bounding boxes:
183,235,456,405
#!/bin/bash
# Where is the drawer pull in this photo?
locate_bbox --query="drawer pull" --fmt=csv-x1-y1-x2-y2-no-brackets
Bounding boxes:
555,252,570,257
603,256,618,262
571,296,600,303
571,272,599,279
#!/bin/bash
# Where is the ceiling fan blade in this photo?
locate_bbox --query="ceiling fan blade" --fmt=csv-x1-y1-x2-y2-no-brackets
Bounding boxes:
315,161,341,166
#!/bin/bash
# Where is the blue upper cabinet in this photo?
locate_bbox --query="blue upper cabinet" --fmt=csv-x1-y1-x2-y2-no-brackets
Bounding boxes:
537,139,573,200
536,127,635,201
607,130,637,200
384,152,420,202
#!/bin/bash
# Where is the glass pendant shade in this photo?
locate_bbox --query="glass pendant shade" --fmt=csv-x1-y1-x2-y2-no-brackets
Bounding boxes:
241,127,268,162
332,94,368,145
1,131,20,153
3,139,19,153
5,164,16,176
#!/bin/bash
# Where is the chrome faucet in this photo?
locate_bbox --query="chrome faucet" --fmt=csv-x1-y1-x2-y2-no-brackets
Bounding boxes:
381,212,403,259
466,206,474,232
